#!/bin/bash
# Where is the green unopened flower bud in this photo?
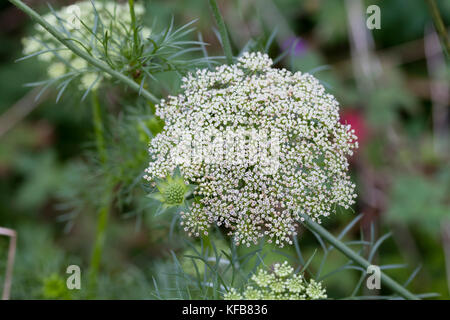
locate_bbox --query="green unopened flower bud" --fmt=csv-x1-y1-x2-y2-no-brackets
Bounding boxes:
163,183,185,205
147,167,195,214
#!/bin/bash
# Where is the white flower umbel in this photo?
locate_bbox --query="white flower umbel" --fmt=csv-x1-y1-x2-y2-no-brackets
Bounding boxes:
144,52,358,247
21,1,149,90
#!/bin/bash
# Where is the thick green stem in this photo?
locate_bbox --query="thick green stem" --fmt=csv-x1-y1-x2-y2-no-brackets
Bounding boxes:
88,199,110,296
202,234,213,252
300,214,418,300
9,0,159,103
208,0,233,64
88,90,111,297
425,0,450,58
91,90,107,164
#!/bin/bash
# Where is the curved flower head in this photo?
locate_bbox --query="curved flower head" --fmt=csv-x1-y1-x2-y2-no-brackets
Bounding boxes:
273,261,294,278
224,261,327,300
305,279,327,300
145,52,358,247
223,288,243,300
251,269,275,287
21,1,147,90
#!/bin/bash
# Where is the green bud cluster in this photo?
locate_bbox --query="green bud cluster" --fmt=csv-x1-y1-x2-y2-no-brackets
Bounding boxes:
164,183,186,205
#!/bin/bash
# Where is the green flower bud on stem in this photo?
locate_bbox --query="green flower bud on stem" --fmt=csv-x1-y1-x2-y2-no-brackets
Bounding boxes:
147,167,195,214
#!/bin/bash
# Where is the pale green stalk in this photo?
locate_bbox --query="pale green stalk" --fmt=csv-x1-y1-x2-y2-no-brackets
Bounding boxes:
91,91,107,164
128,0,140,54
300,214,418,300
425,0,450,58
88,200,110,296
208,0,233,64
87,90,111,297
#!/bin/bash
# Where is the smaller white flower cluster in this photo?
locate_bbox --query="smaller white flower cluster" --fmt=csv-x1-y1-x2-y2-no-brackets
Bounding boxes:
224,261,327,300
22,1,150,90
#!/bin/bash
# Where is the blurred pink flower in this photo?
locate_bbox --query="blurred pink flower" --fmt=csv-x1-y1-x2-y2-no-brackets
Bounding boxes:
340,109,368,147
281,37,308,56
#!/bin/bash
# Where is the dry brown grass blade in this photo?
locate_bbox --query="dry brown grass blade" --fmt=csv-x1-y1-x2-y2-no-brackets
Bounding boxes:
0,227,17,300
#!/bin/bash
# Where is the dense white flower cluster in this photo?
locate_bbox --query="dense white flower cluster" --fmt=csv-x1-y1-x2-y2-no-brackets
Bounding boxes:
144,52,357,247
21,1,149,90
224,261,327,300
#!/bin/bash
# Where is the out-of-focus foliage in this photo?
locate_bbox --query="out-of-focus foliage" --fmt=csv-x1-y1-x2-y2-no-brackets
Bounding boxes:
0,0,449,299
388,170,450,234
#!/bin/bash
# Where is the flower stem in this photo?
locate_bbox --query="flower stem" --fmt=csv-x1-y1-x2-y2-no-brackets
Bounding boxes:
8,0,159,103
202,234,213,252
425,0,450,58
88,198,111,296
128,0,140,54
91,90,107,164
300,214,418,300
208,0,233,65
87,90,111,297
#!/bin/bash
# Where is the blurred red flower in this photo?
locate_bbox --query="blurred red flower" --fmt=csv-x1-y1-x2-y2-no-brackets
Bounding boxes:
340,109,369,147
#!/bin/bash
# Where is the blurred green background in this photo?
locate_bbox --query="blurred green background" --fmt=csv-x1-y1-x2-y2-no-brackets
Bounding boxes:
0,0,449,299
